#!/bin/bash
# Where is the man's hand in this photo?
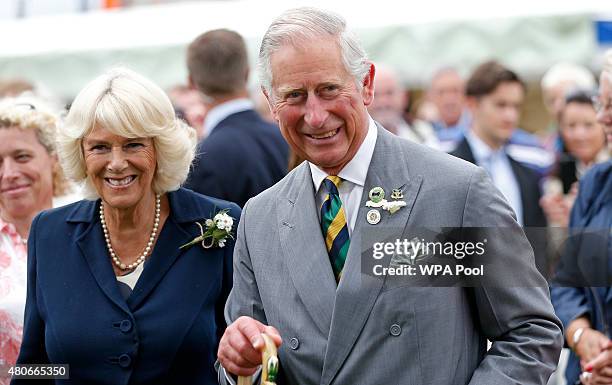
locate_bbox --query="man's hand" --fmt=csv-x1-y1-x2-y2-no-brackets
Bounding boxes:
218,316,282,376
577,329,611,364
582,341,612,385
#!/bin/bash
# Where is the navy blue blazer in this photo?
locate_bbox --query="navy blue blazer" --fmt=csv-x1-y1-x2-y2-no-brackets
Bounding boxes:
450,137,549,276
184,109,288,207
13,188,240,385
450,137,547,227
551,161,612,384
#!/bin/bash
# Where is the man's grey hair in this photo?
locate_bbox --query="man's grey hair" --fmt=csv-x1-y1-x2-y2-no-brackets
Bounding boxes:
540,62,596,91
258,7,370,96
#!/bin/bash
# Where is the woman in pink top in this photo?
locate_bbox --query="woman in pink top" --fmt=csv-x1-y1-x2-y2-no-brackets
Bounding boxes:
0,98,69,382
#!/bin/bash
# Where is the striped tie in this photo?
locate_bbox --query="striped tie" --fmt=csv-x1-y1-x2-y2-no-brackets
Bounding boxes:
320,176,350,282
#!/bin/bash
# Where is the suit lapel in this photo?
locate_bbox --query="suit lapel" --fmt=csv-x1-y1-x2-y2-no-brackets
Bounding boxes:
75,201,131,315
127,190,200,310
73,190,210,314
449,137,473,163
126,215,193,310
321,127,423,385
277,164,337,335
508,157,531,224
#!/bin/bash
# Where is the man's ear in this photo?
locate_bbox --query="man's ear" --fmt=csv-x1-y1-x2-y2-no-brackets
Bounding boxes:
262,87,278,121
362,62,375,106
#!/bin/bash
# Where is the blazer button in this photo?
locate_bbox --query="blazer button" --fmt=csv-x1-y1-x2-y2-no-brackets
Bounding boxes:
289,337,300,350
389,324,402,337
119,320,132,333
118,354,132,368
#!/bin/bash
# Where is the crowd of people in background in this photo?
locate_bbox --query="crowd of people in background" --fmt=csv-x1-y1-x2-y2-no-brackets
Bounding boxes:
166,55,610,225
0,6,611,385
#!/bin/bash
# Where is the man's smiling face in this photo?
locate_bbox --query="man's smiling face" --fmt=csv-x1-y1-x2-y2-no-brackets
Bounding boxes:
266,37,374,175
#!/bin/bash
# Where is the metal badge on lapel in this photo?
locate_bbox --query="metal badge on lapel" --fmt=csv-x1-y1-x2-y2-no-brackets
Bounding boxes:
366,209,381,225
366,185,407,215
386,202,406,214
369,187,385,203
391,188,403,200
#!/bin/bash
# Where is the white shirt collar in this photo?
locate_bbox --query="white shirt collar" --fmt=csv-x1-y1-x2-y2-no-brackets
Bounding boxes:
309,116,378,192
465,130,506,164
203,98,254,135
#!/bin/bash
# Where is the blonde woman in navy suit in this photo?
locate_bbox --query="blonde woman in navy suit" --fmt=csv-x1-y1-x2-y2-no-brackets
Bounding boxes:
13,67,239,385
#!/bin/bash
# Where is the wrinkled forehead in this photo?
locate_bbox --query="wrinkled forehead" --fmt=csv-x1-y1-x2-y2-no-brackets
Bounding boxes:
0,129,52,163
431,71,463,90
270,34,341,64
269,39,348,87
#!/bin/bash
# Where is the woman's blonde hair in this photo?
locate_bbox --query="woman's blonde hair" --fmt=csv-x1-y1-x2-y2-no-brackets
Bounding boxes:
59,67,197,199
0,97,69,196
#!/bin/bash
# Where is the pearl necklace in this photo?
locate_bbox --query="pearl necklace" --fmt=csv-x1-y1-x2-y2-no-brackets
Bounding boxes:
100,194,161,271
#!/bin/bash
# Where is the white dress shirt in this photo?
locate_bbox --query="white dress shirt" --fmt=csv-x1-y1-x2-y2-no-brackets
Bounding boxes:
465,131,523,225
203,98,254,136
309,117,378,235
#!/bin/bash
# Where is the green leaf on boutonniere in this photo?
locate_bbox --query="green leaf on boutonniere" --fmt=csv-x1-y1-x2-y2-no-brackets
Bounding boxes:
179,209,235,250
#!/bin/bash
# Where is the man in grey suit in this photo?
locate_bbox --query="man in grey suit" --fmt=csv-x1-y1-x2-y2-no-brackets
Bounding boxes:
217,7,563,385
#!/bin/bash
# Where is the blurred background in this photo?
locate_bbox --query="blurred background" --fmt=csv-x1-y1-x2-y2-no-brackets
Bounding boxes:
2,5,612,384
0,0,611,131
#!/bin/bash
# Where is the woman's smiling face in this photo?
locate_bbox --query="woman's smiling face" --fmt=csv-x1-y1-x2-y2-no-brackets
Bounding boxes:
0,127,55,222
82,124,157,209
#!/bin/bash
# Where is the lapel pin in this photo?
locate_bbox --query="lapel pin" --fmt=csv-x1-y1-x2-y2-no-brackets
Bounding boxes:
367,209,381,225
369,187,384,202
366,186,385,208
391,188,403,200
387,184,407,213
386,200,407,214
366,185,407,215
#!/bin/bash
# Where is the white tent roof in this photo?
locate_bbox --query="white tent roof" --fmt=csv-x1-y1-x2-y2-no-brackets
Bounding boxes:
1,0,611,98
1,0,611,56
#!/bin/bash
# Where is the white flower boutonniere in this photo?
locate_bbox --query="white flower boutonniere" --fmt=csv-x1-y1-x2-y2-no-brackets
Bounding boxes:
180,209,235,250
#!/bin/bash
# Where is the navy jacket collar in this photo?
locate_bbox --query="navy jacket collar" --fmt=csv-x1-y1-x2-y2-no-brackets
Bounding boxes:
68,188,219,314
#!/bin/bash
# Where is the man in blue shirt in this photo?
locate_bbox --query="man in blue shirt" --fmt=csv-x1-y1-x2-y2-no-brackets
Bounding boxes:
450,60,548,273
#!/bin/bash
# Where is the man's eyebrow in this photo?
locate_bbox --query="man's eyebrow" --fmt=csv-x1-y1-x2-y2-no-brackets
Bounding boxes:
11,148,32,155
276,86,303,94
318,81,341,88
